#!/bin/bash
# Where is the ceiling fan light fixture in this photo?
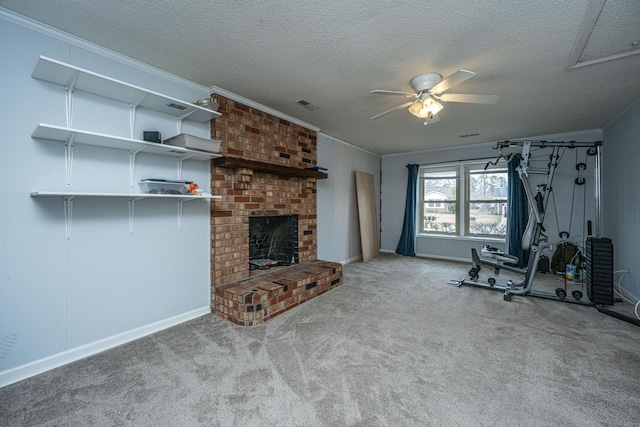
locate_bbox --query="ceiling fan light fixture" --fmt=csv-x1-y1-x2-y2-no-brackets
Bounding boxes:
369,69,497,123
408,96,443,118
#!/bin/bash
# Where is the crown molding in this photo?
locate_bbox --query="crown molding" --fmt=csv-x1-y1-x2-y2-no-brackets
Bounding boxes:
1,7,210,94
209,85,320,132
317,133,380,157
381,139,497,158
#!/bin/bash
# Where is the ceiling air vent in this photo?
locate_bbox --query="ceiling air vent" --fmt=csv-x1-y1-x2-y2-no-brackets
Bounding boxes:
459,133,481,138
295,99,319,111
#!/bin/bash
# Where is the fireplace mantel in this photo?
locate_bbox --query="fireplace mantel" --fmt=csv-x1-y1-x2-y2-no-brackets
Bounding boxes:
213,156,328,179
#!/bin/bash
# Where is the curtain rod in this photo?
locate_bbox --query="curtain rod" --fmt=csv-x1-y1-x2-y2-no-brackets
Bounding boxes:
410,155,508,168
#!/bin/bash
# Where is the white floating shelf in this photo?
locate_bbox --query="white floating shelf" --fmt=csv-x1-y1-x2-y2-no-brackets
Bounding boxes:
32,123,221,162
31,191,220,239
30,190,220,199
32,56,221,123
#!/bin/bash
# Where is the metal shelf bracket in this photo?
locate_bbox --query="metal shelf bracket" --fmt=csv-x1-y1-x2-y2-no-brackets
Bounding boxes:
176,153,198,180
129,93,149,139
176,110,196,135
129,147,145,187
64,70,79,127
64,133,75,185
128,196,146,234
63,195,75,239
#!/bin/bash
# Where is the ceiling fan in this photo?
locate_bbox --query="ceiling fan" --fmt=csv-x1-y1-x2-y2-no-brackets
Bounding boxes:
369,70,499,125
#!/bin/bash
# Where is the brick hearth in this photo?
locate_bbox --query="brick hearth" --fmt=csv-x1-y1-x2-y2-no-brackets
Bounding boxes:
214,260,342,326
209,96,341,325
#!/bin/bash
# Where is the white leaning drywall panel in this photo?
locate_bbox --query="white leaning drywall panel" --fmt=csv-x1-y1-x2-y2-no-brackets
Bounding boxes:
355,170,380,262
0,15,214,386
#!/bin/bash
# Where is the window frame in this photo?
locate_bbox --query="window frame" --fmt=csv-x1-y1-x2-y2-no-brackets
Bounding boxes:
464,164,509,238
418,166,460,236
417,159,509,240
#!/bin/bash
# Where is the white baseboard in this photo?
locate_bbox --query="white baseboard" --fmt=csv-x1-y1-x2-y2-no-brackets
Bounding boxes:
380,248,469,263
414,252,470,263
345,250,468,264
0,306,211,388
341,255,363,265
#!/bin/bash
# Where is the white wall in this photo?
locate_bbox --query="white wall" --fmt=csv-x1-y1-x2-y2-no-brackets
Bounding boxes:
381,130,603,261
0,13,215,386
316,133,380,264
603,98,640,302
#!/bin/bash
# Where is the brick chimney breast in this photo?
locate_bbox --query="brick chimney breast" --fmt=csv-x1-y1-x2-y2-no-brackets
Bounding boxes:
210,96,319,288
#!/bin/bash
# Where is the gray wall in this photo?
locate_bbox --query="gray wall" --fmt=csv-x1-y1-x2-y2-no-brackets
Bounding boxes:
603,98,640,302
1,13,214,386
381,130,603,261
381,143,502,260
317,133,381,264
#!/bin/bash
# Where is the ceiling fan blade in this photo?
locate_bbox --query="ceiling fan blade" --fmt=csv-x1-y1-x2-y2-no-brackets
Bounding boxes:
370,101,414,120
370,90,417,97
430,70,475,94
439,93,499,104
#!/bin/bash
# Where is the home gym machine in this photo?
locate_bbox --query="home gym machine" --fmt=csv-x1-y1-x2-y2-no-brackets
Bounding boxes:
449,140,600,304
449,140,640,327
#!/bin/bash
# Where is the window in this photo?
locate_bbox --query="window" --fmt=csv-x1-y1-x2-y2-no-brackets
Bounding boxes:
466,165,508,237
419,160,508,238
420,168,459,234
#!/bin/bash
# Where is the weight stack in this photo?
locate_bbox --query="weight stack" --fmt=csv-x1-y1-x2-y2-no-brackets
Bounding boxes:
585,237,614,305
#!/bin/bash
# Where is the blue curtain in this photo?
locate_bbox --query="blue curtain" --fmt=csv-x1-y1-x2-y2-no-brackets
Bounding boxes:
507,157,529,267
396,164,419,256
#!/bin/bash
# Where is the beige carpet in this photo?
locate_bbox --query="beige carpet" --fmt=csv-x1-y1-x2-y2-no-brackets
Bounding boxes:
1,253,639,426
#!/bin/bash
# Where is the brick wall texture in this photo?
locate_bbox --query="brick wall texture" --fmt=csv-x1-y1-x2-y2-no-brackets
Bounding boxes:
214,260,342,326
210,95,319,290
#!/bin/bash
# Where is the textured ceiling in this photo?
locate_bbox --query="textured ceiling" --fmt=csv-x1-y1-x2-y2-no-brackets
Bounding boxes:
2,0,639,155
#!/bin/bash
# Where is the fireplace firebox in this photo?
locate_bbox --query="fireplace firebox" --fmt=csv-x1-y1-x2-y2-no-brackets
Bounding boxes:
249,215,298,269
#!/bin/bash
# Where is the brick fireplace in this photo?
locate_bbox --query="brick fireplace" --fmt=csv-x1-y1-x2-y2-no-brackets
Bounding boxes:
210,95,342,325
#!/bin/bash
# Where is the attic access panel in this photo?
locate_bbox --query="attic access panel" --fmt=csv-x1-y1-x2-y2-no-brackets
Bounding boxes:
568,0,640,67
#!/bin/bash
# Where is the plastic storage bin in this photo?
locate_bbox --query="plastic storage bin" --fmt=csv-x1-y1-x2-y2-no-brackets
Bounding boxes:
139,179,190,195
163,134,221,153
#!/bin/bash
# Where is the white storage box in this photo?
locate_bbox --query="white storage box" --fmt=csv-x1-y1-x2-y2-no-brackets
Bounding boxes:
139,179,190,195
163,133,221,153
